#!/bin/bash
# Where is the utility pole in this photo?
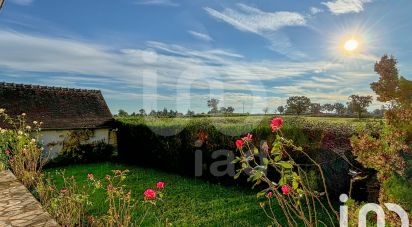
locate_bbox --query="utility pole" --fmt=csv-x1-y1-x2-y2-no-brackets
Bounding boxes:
243,101,244,114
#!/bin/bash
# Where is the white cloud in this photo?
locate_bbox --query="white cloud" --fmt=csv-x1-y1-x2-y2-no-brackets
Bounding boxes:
322,0,372,15
134,0,178,7
2,30,378,113
204,4,306,34
310,7,324,15
204,4,306,58
188,30,213,42
9,0,34,6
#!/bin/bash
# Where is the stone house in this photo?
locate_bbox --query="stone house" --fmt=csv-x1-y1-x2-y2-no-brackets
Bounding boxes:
0,82,116,158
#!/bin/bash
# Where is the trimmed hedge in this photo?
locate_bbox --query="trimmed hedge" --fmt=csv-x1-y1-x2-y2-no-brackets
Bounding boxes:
115,117,369,197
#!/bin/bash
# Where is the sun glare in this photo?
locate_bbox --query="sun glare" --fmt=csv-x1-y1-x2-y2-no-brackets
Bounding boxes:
344,39,359,52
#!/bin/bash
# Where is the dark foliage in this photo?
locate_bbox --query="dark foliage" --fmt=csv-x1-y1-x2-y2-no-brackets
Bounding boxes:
115,118,369,197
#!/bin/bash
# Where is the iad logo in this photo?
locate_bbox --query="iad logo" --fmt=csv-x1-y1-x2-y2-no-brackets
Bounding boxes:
339,194,409,227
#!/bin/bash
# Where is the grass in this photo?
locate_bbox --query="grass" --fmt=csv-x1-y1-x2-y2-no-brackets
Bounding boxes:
116,115,382,128
46,162,276,226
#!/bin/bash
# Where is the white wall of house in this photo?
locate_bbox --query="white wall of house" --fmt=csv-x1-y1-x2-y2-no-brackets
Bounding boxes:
39,128,116,159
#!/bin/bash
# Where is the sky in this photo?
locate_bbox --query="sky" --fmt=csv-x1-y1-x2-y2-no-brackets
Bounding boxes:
0,0,412,114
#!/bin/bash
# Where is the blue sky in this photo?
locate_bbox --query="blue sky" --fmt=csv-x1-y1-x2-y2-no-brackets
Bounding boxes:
0,0,411,114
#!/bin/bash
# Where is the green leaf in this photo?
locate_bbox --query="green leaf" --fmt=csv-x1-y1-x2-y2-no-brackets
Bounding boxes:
292,181,299,190
253,147,259,155
274,155,282,162
278,177,286,186
262,158,269,165
234,171,241,180
231,157,241,164
280,162,293,169
256,190,266,198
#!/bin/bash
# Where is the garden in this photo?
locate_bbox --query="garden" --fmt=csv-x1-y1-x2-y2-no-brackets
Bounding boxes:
0,55,411,226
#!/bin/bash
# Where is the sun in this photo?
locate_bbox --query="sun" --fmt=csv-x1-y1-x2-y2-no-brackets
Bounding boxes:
343,39,359,52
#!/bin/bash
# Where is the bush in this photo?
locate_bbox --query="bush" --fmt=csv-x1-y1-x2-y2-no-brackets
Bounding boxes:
45,129,116,167
383,174,412,211
0,111,46,189
47,141,116,167
115,117,363,197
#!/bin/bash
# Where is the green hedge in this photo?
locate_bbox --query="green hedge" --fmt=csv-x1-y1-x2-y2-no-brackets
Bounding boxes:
115,117,366,197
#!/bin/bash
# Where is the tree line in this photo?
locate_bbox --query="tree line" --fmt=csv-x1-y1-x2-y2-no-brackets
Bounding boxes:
117,93,382,119
268,94,378,118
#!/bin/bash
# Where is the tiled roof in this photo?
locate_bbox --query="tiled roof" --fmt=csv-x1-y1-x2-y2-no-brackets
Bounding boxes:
0,82,113,129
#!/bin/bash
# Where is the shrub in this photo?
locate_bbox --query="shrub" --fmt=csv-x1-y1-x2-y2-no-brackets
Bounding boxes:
232,117,338,226
36,169,165,226
0,110,46,189
36,171,91,226
115,117,362,197
46,129,116,167
47,141,116,167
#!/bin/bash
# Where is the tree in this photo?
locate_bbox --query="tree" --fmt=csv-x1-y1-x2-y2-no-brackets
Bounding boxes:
334,103,346,115
186,110,195,116
138,108,146,116
207,98,220,114
286,96,311,115
220,107,227,113
0,0,4,11
118,109,129,117
277,106,285,114
347,95,373,119
226,106,235,113
309,103,322,115
372,108,383,117
263,107,269,115
371,54,412,108
321,103,335,113
371,55,400,104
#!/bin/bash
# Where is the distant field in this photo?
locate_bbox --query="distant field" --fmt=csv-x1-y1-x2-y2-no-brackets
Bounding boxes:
116,115,383,131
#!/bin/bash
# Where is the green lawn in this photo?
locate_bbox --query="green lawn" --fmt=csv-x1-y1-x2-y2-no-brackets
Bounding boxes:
46,162,276,226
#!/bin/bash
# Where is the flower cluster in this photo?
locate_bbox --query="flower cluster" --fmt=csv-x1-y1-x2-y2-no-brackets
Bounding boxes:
144,181,165,200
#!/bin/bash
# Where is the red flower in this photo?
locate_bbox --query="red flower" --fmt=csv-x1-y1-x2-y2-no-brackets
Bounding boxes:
156,181,165,189
270,117,284,132
144,189,156,200
60,188,68,194
266,191,273,198
281,185,291,195
235,139,244,149
87,173,94,181
4,150,10,156
242,133,253,142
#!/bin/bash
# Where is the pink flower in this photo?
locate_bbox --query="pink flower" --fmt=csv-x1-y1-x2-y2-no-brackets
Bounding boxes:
270,117,284,132
114,170,122,175
156,181,165,189
281,185,291,195
107,184,114,192
235,139,244,149
87,173,94,181
144,189,156,200
242,133,253,142
4,150,10,156
266,191,273,198
60,188,68,194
